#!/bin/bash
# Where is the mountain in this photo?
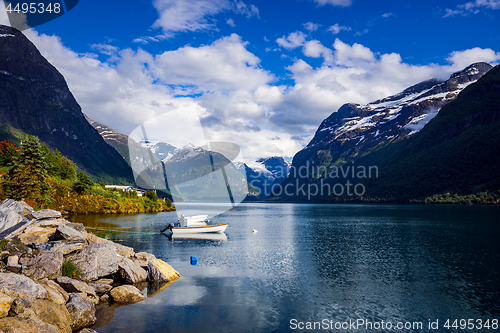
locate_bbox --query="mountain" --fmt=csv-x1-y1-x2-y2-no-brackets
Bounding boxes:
0,25,134,184
274,62,498,202
295,62,492,170
138,140,177,162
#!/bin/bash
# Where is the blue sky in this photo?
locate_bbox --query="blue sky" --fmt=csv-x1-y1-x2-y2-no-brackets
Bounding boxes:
1,0,499,164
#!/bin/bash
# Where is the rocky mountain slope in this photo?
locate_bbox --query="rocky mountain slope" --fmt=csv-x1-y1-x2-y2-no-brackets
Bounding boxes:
275,62,498,202
295,62,492,170
0,25,134,184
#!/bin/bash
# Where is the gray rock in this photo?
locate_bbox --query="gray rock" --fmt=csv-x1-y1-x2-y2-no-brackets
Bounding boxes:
66,293,97,331
88,283,112,294
51,224,85,242
33,240,84,255
109,285,146,304
115,257,148,284
93,278,113,285
56,276,96,296
6,264,22,273
30,209,61,220
0,273,47,299
64,222,85,233
84,233,134,258
19,250,63,280
78,329,98,333
0,199,33,232
146,259,180,283
67,244,120,281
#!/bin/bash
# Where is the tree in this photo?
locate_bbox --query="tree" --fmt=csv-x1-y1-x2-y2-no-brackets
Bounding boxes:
72,172,94,194
40,144,77,181
145,190,158,202
0,140,20,167
6,135,51,204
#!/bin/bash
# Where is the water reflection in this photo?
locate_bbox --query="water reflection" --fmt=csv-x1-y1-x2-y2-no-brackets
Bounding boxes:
70,204,500,333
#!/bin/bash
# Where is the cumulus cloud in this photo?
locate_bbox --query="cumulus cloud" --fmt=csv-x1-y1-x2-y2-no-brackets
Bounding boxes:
302,40,334,63
18,26,500,164
226,18,235,27
447,47,500,69
327,23,351,34
152,0,258,34
311,0,352,7
276,31,307,50
444,0,500,17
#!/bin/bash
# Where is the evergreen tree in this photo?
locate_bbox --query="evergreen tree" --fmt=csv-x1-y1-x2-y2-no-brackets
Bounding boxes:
6,135,51,204
72,172,94,194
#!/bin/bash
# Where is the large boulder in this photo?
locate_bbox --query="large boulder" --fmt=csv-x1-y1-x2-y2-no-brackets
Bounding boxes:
0,273,47,299
33,240,84,255
19,250,63,280
0,199,33,233
37,279,69,305
66,293,96,331
131,252,156,267
109,285,146,304
0,315,59,333
84,233,134,258
56,277,96,296
67,244,120,281
51,224,85,243
147,259,180,283
0,292,13,318
30,209,61,220
115,257,148,284
9,298,72,333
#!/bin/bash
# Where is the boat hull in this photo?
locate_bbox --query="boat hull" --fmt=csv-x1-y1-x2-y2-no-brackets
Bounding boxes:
171,223,228,234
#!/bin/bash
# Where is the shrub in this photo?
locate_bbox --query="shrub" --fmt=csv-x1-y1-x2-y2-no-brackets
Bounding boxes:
62,259,81,279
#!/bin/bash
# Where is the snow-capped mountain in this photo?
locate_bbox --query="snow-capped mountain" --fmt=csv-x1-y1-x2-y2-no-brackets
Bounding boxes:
296,62,493,168
137,140,177,162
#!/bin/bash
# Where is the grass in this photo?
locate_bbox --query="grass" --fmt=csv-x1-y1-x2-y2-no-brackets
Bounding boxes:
62,258,81,279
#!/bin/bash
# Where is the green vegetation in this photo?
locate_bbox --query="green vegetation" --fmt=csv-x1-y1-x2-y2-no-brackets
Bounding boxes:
62,258,81,279
4,135,52,207
0,135,175,214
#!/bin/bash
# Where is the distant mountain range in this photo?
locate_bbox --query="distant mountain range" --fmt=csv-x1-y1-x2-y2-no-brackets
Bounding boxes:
273,62,500,202
0,25,134,184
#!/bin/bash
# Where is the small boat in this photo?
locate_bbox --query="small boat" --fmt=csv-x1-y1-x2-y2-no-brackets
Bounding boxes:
171,233,228,241
169,223,228,234
178,214,208,223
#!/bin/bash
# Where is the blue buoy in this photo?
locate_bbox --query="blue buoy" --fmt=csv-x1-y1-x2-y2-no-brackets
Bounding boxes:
190,256,197,265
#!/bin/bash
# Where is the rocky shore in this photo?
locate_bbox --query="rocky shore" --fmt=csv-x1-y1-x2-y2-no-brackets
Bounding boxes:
0,199,180,332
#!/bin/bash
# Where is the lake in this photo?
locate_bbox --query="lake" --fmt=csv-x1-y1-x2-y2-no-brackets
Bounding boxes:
70,203,500,333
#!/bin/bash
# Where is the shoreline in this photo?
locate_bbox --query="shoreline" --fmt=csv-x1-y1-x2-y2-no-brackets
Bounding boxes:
0,199,180,332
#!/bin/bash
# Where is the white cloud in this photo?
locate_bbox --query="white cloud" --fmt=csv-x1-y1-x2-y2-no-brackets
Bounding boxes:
90,43,119,55
18,26,500,164
382,12,394,18
152,0,258,34
311,0,352,7
302,40,334,63
267,40,499,134
303,22,320,31
444,0,500,17
447,47,500,69
327,23,351,34
226,18,235,27
276,31,307,50
151,34,273,92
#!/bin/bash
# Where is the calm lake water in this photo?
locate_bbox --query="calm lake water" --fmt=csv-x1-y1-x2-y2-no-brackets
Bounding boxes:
70,203,500,333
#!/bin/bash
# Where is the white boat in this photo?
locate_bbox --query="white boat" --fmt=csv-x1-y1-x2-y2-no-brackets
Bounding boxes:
178,214,208,223
171,223,228,234
171,233,228,241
